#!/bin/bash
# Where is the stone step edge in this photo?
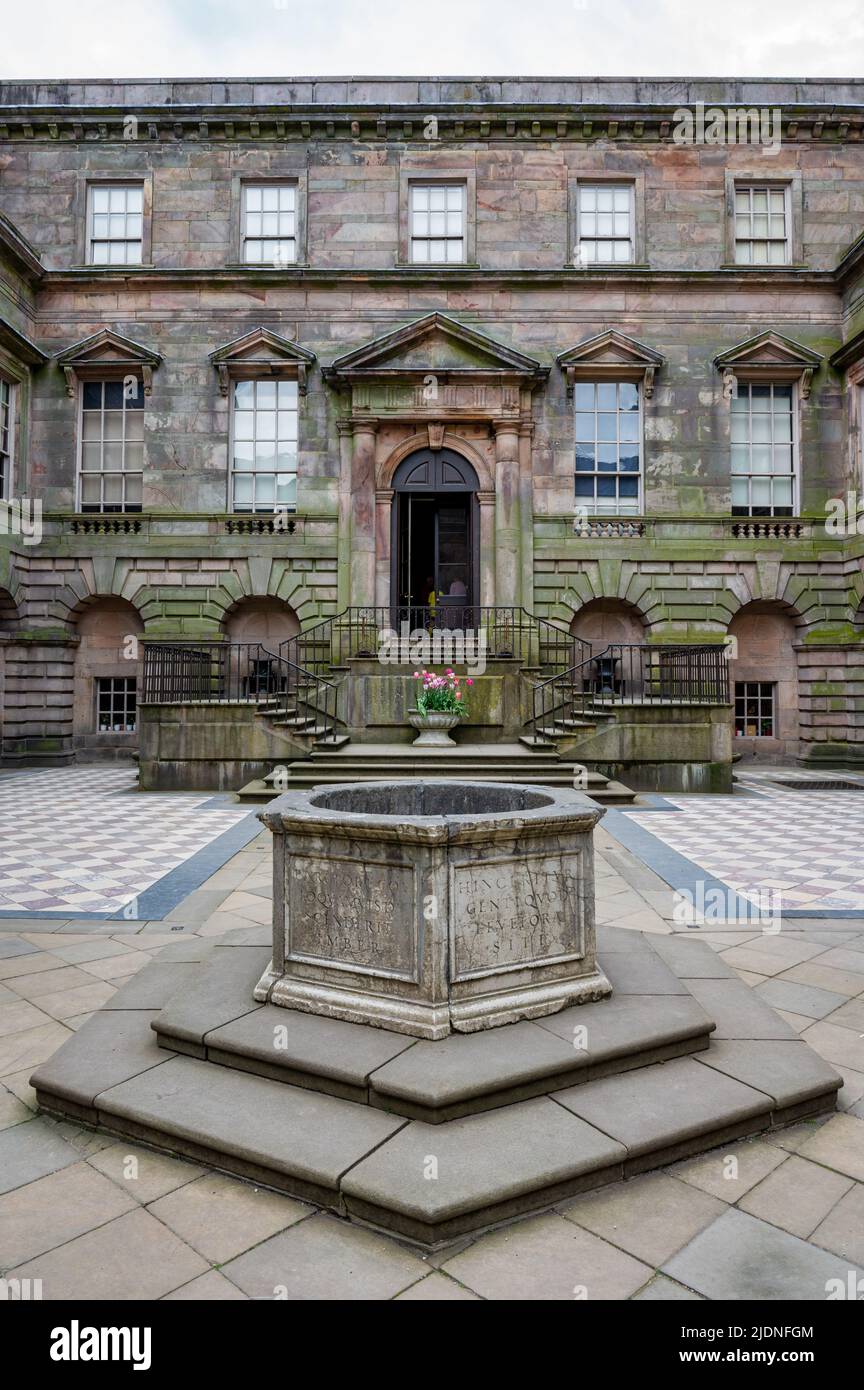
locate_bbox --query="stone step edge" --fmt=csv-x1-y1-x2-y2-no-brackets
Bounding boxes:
32,1057,836,1251
153,1020,713,1123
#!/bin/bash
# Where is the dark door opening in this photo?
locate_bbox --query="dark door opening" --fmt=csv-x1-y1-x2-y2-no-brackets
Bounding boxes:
390,448,480,625
397,493,473,622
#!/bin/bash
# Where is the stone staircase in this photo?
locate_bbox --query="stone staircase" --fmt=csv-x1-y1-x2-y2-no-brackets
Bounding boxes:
237,740,636,804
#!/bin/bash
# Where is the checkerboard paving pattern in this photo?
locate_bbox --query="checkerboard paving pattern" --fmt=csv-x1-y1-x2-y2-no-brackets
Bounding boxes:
625,786,864,912
0,767,249,914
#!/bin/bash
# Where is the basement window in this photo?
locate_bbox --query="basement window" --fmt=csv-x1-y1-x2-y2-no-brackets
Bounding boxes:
734,681,775,738
96,677,137,733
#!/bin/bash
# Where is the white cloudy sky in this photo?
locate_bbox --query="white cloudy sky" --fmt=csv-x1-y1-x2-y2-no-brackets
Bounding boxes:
1,0,862,79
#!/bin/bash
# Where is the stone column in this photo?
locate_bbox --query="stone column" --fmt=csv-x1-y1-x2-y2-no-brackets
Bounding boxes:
518,422,535,614
493,421,522,610
349,420,378,611
336,420,354,612
375,489,394,609
477,491,497,608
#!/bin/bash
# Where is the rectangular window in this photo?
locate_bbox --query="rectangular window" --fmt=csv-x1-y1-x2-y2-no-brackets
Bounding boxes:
577,184,634,264
242,184,296,264
231,379,298,512
574,381,642,515
731,383,795,516
734,185,789,265
88,184,144,265
410,183,465,264
79,380,144,513
0,378,13,498
734,681,775,738
96,677,137,733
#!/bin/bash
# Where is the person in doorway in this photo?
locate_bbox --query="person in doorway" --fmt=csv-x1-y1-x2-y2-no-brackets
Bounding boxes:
420,575,436,612
448,577,467,597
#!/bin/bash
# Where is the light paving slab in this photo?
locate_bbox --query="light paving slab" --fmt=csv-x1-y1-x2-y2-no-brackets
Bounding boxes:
795,1113,864,1181
89,1141,204,1204
0,1117,83,1196
441,1210,652,1301
0,1160,137,1267
560,1171,726,1265
222,1213,427,1301
738,1155,854,1239
7,1206,209,1301
146,1173,309,1264
809,1183,864,1265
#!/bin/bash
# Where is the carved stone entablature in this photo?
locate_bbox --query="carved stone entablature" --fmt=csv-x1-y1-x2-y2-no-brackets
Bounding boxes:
557,330,665,400
209,327,316,396
54,329,162,397
715,331,822,401
323,312,548,421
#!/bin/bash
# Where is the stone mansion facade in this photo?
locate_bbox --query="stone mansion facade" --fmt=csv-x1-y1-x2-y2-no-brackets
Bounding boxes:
1,75,864,771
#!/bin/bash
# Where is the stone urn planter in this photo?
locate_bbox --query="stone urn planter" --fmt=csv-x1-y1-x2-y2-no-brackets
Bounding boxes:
408,710,461,746
256,779,611,1038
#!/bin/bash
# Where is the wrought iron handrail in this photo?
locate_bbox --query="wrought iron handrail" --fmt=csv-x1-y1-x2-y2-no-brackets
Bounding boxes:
279,605,587,675
141,641,341,741
532,642,730,736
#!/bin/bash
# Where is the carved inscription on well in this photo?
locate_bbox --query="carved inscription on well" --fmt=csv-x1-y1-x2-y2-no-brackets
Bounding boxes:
451,852,584,978
287,854,417,979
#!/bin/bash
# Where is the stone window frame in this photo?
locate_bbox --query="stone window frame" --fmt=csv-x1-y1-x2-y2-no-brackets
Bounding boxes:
74,174,153,268
723,172,803,267
567,174,646,267
728,379,800,518
75,375,146,514
573,379,645,517
227,376,300,515
0,365,19,500
228,173,308,268
397,165,477,267
734,680,776,738
95,675,137,734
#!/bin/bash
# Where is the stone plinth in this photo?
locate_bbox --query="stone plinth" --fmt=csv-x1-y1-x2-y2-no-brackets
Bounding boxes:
254,779,611,1039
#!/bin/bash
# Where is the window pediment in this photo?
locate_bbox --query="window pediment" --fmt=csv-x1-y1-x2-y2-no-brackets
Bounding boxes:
55,329,161,397
210,327,316,395
323,312,547,385
557,330,665,399
715,331,822,399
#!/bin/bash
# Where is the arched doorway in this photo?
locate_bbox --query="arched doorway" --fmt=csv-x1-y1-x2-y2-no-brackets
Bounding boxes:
391,448,480,619
225,597,299,648
73,598,144,752
570,598,646,649
727,601,799,757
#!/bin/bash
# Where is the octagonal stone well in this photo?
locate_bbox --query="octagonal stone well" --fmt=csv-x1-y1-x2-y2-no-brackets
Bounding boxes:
254,780,612,1040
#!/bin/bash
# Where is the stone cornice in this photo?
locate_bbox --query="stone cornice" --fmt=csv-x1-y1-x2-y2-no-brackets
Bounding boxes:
0,210,43,283
31,264,840,291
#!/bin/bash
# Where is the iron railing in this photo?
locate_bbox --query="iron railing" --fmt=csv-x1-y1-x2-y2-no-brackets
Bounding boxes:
141,641,340,741
532,643,730,736
280,605,589,674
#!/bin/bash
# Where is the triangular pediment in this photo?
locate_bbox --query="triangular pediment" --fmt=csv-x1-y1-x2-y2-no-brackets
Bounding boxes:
55,329,162,369
557,330,665,371
209,327,316,369
324,313,546,379
715,331,822,372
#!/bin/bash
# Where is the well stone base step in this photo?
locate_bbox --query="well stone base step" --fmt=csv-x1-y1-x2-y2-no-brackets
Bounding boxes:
236,742,637,804
30,926,841,1249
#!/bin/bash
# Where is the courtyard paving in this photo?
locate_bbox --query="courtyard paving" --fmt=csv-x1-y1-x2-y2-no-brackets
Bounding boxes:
1,766,863,1300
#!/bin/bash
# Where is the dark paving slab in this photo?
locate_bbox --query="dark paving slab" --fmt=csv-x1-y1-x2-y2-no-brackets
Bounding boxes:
208,1004,414,1103
649,935,737,979
697,1040,842,1116
0,1118,82,1195
342,1096,626,1244
104,961,203,1011
599,950,688,995
368,1021,587,1120
98,1055,406,1207
684,977,800,1040
31,1008,167,1120
663,1207,864,1300
554,1057,771,1170
154,946,270,1052
536,994,713,1074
